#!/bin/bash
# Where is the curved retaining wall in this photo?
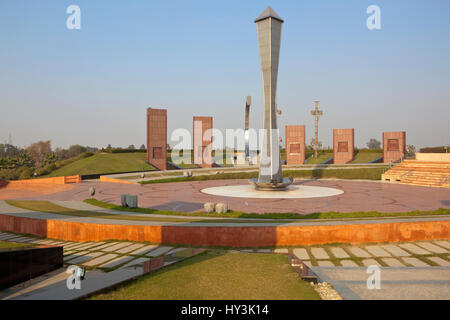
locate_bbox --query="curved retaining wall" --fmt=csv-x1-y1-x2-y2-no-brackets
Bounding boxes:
0,214,449,247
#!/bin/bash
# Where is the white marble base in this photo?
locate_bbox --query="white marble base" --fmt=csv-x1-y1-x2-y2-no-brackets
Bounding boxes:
200,184,344,199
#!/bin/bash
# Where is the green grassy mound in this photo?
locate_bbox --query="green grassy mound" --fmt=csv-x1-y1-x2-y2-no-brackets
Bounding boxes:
44,152,155,177
351,152,382,163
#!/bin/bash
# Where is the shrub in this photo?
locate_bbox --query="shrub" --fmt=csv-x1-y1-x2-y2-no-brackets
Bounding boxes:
36,163,57,176
18,167,33,180
0,169,19,180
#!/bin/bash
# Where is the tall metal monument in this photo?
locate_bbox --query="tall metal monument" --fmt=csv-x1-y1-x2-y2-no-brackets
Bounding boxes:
250,6,292,190
244,96,251,163
310,101,323,158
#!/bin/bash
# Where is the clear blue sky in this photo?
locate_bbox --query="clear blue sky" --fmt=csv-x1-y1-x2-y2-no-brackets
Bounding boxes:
1,0,449,150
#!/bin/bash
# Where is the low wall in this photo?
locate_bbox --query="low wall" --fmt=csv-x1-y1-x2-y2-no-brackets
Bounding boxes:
0,175,81,187
100,176,137,185
0,214,449,247
415,153,450,162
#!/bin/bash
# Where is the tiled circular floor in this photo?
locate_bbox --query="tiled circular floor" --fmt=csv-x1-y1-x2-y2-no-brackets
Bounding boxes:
10,178,450,215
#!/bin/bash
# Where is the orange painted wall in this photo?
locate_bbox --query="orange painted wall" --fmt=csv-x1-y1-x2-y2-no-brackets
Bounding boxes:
0,214,448,247
99,176,137,185
1,175,81,186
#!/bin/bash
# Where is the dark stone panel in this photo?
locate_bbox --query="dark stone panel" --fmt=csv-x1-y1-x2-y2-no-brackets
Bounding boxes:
0,246,63,290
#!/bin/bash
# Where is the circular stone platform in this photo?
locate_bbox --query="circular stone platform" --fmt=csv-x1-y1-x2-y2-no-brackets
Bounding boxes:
201,185,344,199
5,179,450,215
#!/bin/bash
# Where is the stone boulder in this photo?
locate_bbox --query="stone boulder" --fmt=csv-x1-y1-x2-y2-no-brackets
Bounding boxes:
204,202,215,213
121,194,138,208
215,202,228,214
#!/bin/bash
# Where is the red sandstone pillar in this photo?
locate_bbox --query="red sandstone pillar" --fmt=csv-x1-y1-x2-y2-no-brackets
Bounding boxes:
333,129,355,164
383,131,406,163
193,116,213,168
147,108,167,171
285,125,306,165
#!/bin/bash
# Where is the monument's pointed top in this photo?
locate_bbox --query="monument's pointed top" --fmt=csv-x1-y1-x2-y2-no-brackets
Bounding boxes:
254,6,284,23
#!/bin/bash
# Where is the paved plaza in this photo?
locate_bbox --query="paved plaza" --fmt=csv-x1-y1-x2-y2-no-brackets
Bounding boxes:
5,179,450,214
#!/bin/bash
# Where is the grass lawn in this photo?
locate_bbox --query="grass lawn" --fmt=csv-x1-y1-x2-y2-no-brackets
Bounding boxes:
351,152,382,163
4,200,211,223
0,240,34,249
305,153,333,164
84,198,450,220
4,200,273,224
139,167,386,185
88,251,321,300
44,152,155,177
7,199,450,223
304,152,383,164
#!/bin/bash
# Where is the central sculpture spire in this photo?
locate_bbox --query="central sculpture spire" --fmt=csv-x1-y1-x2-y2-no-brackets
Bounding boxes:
250,6,293,190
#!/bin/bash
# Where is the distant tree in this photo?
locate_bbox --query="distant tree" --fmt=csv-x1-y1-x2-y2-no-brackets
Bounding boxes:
139,144,146,150
106,144,112,149
366,139,381,150
44,153,58,165
86,146,99,153
0,144,22,158
406,145,416,157
127,144,136,150
54,147,68,160
16,153,34,167
25,140,52,166
66,145,88,158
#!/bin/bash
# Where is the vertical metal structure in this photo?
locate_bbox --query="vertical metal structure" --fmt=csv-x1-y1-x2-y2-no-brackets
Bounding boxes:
244,96,251,162
310,101,323,158
250,6,292,190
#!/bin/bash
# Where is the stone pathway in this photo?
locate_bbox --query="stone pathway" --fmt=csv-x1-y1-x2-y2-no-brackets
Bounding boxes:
240,240,450,268
0,231,201,272
1,231,449,300
311,267,450,300
1,231,449,270
0,231,208,300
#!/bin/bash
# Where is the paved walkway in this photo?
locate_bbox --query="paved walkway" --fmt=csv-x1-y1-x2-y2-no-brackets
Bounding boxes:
0,231,205,300
311,267,450,300
5,179,450,214
1,231,449,299
3,231,449,270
